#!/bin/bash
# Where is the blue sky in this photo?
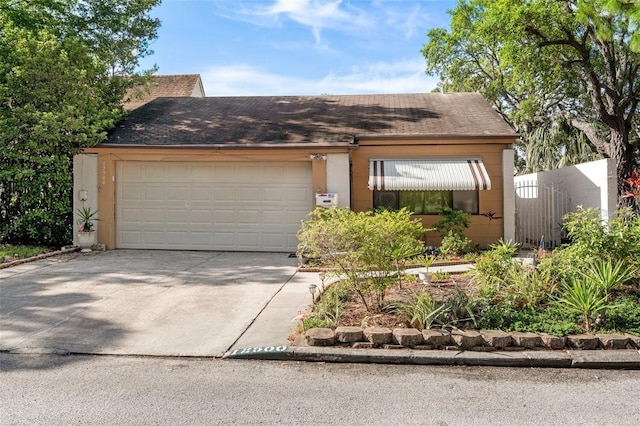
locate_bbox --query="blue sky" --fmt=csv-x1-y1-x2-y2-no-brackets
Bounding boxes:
138,0,456,96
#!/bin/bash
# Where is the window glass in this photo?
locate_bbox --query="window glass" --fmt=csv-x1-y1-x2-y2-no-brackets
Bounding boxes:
373,190,399,210
399,190,451,215
452,190,479,214
374,190,478,215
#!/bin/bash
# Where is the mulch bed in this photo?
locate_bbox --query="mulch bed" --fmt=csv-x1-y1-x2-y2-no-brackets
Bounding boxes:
334,272,476,329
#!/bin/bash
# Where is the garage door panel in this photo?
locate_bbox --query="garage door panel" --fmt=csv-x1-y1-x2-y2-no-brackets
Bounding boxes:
190,186,212,202
143,231,166,245
212,164,237,179
238,187,261,200
288,208,312,222
121,230,141,245
263,210,284,224
286,233,301,249
214,232,235,247
213,210,236,224
238,210,260,223
213,187,237,201
145,165,167,180
120,185,142,201
144,187,165,201
166,231,189,246
287,187,311,202
167,164,191,179
262,233,285,249
116,161,312,251
165,186,189,201
238,232,262,248
120,208,142,223
143,209,165,223
190,232,212,246
120,165,143,181
189,209,212,224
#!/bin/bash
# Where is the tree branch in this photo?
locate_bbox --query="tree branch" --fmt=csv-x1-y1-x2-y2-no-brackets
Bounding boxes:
564,115,610,156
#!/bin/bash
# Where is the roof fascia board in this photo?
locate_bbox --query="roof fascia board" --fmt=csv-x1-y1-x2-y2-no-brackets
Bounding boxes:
356,133,519,141
96,142,357,149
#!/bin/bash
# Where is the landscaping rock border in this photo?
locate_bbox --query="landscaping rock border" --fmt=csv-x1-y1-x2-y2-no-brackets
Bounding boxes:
300,327,639,351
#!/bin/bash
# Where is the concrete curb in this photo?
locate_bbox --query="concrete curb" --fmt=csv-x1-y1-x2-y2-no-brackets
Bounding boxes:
223,346,640,369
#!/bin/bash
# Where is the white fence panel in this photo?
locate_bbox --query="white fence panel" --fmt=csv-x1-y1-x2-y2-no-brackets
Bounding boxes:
515,181,571,249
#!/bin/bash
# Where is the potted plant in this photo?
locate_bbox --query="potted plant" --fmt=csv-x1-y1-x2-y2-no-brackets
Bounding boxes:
417,254,434,284
76,207,98,251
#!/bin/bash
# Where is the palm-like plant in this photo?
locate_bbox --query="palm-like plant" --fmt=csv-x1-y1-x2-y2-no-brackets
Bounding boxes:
523,118,602,174
582,259,636,296
76,207,98,232
391,291,446,331
556,278,610,332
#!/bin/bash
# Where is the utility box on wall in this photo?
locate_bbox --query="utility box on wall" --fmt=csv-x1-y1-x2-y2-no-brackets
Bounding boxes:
315,193,338,209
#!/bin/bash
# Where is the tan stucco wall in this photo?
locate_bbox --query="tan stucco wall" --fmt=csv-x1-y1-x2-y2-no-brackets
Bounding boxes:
72,154,99,244
326,153,351,208
81,146,348,249
81,138,514,250
351,138,513,248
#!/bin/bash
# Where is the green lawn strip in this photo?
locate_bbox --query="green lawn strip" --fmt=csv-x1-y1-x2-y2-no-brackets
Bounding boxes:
1,245,53,262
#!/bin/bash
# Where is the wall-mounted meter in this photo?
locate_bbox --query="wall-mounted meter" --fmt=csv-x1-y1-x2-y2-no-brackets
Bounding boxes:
315,193,338,208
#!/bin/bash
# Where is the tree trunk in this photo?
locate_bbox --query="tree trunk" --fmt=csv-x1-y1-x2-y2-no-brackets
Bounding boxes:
609,127,634,208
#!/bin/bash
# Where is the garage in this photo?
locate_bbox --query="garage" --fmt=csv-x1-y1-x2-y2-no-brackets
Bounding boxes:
116,161,313,252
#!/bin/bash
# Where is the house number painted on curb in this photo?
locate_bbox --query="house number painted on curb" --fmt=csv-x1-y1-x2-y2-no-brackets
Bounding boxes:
227,346,288,356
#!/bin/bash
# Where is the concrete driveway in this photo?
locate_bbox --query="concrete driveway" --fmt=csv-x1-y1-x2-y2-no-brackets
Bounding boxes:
0,250,314,357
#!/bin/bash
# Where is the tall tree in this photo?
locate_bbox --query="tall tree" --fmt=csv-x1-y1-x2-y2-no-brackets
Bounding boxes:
423,0,640,204
0,0,160,245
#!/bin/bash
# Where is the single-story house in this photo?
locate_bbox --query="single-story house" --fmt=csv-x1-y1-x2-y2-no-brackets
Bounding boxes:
74,91,517,252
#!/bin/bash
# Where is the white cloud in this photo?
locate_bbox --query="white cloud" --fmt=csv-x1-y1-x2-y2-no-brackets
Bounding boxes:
202,65,311,96
202,60,440,96
216,0,428,49
262,0,373,47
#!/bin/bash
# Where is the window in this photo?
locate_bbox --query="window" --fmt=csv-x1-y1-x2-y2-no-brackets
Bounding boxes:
374,190,478,215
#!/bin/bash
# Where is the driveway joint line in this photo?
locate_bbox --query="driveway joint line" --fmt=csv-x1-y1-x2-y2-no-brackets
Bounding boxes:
225,269,299,353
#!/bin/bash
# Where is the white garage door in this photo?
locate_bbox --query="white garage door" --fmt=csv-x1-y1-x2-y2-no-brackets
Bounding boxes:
116,161,313,252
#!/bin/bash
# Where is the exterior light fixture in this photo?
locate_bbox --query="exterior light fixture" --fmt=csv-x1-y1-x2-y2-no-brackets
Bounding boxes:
308,283,318,302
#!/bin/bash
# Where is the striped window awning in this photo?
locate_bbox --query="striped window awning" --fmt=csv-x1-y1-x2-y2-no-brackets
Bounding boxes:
368,159,491,191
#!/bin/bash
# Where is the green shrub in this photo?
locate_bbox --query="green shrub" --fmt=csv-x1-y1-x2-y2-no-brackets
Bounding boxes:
471,239,521,298
503,265,556,308
561,207,640,270
434,207,470,237
439,229,471,255
601,296,640,333
434,207,472,255
297,207,425,312
475,302,582,336
440,287,477,328
302,283,347,330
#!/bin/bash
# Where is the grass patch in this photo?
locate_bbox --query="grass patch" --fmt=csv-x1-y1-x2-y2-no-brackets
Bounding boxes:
1,244,53,261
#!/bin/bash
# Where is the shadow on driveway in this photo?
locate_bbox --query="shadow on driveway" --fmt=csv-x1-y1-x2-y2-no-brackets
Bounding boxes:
0,250,299,371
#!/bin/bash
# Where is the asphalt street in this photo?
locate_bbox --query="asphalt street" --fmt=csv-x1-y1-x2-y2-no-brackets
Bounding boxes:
2,353,639,425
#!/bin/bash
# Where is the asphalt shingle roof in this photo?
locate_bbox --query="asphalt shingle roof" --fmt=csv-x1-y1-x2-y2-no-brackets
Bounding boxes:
123,74,203,110
105,92,517,146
